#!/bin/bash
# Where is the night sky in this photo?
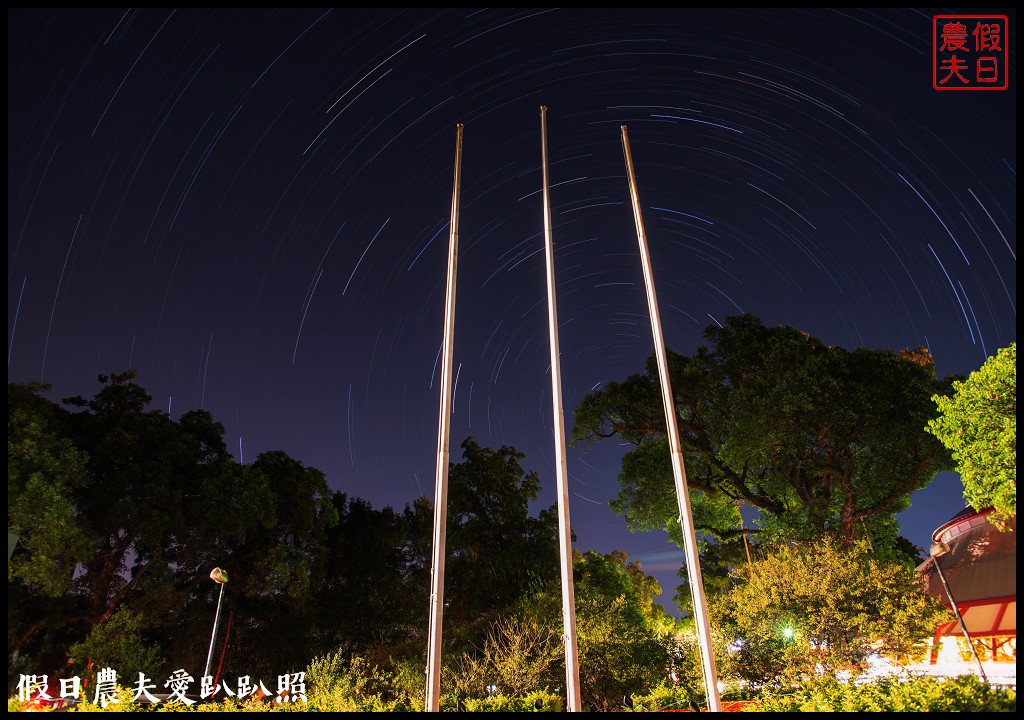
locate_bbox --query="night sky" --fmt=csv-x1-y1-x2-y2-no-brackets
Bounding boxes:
7,8,1016,613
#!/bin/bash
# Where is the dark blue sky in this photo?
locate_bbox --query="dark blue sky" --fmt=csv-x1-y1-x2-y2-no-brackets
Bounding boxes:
7,8,1016,614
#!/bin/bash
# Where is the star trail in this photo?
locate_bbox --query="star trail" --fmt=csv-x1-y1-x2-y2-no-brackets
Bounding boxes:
7,8,1016,607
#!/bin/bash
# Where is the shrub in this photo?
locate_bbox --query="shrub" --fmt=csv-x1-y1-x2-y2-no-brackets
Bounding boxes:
754,674,1016,712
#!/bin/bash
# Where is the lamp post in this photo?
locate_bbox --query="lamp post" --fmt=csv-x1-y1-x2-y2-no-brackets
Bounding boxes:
203,567,229,680
928,541,987,682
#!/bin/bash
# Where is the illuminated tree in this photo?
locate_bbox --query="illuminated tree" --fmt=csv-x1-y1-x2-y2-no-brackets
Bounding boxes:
709,538,947,686
501,549,680,709
67,608,168,683
928,342,1016,529
571,314,955,551
8,381,91,596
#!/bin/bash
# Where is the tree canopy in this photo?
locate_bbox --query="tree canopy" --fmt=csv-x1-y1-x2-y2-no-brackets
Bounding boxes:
571,314,956,551
8,381,91,597
8,371,339,686
506,549,682,710
9,364,955,703
438,437,563,648
709,538,948,687
927,342,1016,529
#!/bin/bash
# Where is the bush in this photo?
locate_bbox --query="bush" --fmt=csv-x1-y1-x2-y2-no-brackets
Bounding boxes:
440,689,562,712
7,670,1014,711
754,674,1016,712
302,651,415,712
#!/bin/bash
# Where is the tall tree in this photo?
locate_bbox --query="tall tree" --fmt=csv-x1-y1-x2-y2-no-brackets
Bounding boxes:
8,381,92,686
7,371,339,687
571,550,679,710
571,314,955,550
927,342,1016,529
9,372,208,676
8,381,91,597
513,550,679,710
174,448,339,682
439,437,562,650
308,493,423,663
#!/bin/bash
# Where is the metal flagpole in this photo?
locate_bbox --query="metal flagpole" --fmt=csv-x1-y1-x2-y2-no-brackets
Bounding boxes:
425,122,464,713
619,124,722,712
539,105,582,712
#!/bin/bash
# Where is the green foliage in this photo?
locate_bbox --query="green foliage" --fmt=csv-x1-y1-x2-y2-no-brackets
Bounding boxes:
610,437,742,550
303,649,356,699
569,551,679,709
443,615,563,699
439,437,562,648
308,494,423,662
755,674,1016,712
67,608,168,683
928,342,1016,529
237,450,340,601
439,549,682,709
571,314,954,549
6,674,1014,711
437,689,561,712
621,674,1017,713
14,366,998,712
623,680,708,712
615,550,680,636
63,684,139,712
301,651,414,711
7,372,341,694
709,538,947,685
7,382,91,595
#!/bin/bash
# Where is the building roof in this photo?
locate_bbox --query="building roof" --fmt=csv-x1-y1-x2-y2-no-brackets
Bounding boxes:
917,508,1016,638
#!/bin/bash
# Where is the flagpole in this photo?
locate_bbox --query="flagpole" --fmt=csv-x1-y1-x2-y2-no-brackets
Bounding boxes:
619,124,722,712
425,122,463,713
540,105,582,712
